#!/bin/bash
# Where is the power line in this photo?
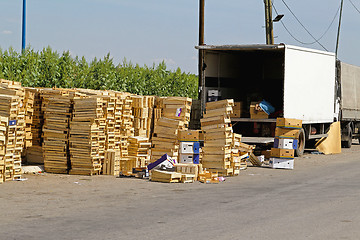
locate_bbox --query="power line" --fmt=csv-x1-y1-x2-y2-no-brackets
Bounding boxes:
348,0,360,14
273,2,340,46
279,0,328,51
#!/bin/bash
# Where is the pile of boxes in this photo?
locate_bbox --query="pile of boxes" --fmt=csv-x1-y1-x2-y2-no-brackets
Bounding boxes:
131,95,155,138
42,90,73,174
69,96,105,175
178,130,202,165
201,99,234,176
270,118,302,169
150,97,192,163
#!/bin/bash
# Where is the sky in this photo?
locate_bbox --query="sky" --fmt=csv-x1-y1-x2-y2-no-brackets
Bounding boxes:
0,0,359,74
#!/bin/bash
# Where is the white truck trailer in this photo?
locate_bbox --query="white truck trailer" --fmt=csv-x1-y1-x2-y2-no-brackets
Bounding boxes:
196,44,359,155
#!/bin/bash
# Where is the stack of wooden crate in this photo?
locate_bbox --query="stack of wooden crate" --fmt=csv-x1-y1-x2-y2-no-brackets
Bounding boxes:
103,95,116,150
150,97,192,163
161,97,192,124
131,95,155,138
0,94,25,181
69,97,104,175
28,88,43,146
0,116,7,182
24,88,44,164
23,88,35,149
120,136,151,176
121,94,135,137
103,150,120,176
42,89,72,174
201,99,234,176
230,133,247,175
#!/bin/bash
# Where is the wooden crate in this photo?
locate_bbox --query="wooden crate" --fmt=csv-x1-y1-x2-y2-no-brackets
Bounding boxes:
42,92,72,174
69,97,104,175
150,170,182,183
103,150,120,176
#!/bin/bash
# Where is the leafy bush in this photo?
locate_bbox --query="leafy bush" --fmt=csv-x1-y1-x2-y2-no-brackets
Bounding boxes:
0,47,198,99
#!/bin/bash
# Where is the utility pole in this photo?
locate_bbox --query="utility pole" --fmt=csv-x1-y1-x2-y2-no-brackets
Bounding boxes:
335,0,344,58
264,0,274,45
199,0,206,115
22,0,26,52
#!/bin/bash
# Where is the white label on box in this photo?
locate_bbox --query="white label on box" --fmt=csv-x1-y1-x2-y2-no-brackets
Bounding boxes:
208,90,220,96
279,139,295,149
269,158,294,169
180,142,194,154
179,154,193,164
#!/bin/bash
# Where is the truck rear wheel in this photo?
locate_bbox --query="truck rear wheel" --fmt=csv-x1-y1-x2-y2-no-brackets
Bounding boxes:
295,128,305,157
342,124,352,148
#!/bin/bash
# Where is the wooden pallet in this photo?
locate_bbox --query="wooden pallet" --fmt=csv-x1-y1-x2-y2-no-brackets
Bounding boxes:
150,170,182,183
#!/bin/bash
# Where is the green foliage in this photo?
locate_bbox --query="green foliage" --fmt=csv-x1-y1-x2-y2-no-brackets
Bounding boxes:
0,47,198,99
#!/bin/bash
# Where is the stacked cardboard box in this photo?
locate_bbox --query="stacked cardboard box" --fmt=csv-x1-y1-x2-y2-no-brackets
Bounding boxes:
201,99,234,176
151,97,192,163
42,89,72,174
270,118,302,169
69,97,104,175
178,130,202,165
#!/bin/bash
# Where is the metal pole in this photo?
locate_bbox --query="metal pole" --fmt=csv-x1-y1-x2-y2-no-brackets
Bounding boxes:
22,0,26,52
335,0,344,58
198,0,206,115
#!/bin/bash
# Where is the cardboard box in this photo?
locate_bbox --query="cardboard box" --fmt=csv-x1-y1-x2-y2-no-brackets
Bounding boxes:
276,118,302,129
261,150,272,159
179,141,200,154
275,127,300,139
250,103,268,119
230,110,241,118
274,138,298,150
208,89,220,97
269,158,294,169
179,154,200,164
178,130,203,141
270,148,294,158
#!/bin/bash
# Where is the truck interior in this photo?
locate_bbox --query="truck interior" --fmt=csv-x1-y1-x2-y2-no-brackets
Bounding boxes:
204,47,285,138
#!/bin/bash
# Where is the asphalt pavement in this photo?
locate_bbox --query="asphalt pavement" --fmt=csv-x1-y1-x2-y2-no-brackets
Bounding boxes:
1,146,360,240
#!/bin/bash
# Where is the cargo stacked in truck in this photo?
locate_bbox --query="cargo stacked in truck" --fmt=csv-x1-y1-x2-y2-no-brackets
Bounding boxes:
201,99,234,176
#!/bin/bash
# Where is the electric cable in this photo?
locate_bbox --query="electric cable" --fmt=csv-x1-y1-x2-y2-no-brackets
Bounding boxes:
279,0,328,51
348,0,360,14
273,2,340,47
